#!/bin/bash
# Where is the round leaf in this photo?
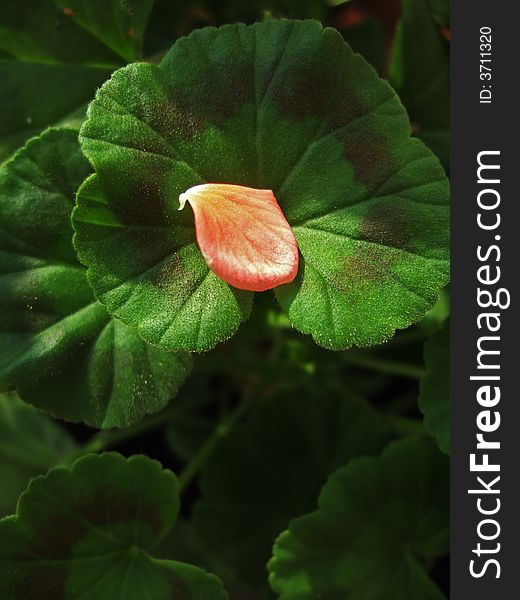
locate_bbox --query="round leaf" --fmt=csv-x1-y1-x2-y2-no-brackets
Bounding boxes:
269,436,449,599
0,128,192,428
194,387,393,585
0,452,227,600
419,319,449,453
74,20,449,352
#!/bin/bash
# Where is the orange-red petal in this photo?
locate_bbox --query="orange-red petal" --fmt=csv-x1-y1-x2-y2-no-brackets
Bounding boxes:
179,184,299,292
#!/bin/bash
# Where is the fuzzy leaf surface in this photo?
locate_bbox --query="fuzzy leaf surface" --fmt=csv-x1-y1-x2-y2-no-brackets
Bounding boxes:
74,20,449,352
0,128,192,428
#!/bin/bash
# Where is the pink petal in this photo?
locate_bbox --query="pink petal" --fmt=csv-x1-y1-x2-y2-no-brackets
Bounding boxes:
179,184,299,292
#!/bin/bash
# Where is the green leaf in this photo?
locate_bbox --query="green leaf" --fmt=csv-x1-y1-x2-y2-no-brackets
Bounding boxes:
426,0,450,27
164,389,215,463
0,128,192,428
194,386,393,585
73,20,449,352
52,0,156,63
0,392,77,517
0,452,228,600
390,0,450,169
269,435,449,600
419,319,449,453
74,172,253,353
0,0,155,162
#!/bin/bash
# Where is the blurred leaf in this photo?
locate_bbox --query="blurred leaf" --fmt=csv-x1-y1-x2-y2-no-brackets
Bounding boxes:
203,0,329,23
0,452,227,599
157,520,268,600
165,387,216,462
419,319,449,453
53,0,156,63
0,392,77,517
269,435,449,599
0,128,192,428
340,18,386,73
421,285,450,330
390,0,450,170
426,0,450,27
0,0,155,161
194,386,393,586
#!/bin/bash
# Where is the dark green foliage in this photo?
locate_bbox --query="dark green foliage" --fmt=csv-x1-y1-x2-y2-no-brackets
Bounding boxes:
269,436,449,599
0,453,227,600
390,0,450,170
419,319,450,453
194,387,393,585
0,0,155,162
0,4,450,599
73,20,449,353
0,129,192,428
0,392,77,517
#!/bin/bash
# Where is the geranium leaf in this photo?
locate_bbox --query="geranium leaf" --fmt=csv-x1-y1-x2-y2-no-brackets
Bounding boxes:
269,435,449,600
0,392,77,517
0,128,192,428
74,20,449,352
74,171,253,353
0,0,155,161
0,452,228,600
419,319,449,453
390,0,450,169
194,386,393,586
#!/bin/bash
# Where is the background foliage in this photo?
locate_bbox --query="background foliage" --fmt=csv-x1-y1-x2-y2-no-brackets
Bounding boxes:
0,1,450,598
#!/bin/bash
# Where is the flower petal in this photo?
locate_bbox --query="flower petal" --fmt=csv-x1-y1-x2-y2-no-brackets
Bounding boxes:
179,184,299,292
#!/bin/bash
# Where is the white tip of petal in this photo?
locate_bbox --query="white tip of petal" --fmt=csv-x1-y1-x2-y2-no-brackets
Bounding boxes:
178,192,188,211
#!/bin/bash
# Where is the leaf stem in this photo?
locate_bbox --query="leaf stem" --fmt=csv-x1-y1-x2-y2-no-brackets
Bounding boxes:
177,392,254,492
78,404,181,457
342,353,426,380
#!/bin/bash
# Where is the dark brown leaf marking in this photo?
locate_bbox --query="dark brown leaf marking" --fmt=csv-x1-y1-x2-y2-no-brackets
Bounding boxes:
145,96,210,142
166,570,189,599
340,247,396,286
341,129,396,188
273,57,364,131
27,513,87,561
26,486,162,559
111,178,169,226
9,485,164,597
154,254,193,292
166,59,254,140
360,201,417,251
